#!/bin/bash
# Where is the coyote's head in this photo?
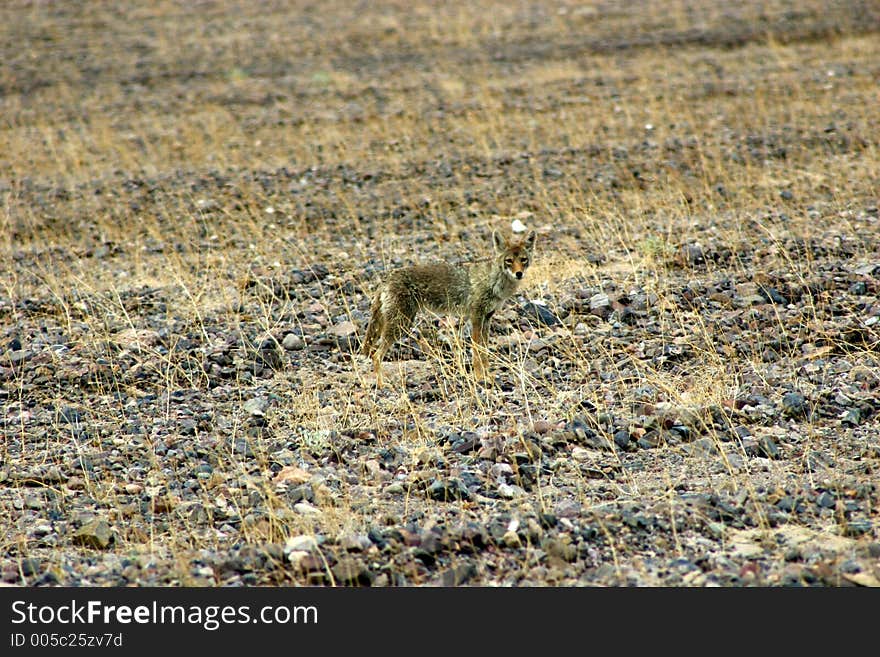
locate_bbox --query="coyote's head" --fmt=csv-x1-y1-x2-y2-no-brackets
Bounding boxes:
493,229,537,282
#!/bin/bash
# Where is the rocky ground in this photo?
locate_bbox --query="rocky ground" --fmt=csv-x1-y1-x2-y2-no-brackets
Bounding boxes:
1,1,879,586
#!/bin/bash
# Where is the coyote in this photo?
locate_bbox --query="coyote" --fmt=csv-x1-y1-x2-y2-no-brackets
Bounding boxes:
361,229,536,386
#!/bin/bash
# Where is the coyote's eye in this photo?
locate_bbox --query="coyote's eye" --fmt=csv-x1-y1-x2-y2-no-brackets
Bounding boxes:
521,258,529,266
505,259,514,267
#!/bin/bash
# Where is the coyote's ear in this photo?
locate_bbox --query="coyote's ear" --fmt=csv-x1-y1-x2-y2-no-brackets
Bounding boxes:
524,230,536,251
492,230,506,252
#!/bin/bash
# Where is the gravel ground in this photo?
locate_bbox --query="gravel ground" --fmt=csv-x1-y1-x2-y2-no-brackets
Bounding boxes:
1,0,879,586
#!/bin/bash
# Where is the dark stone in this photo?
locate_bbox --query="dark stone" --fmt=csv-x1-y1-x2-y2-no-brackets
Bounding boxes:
538,513,558,529
285,484,315,504
441,563,476,586
427,478,471,502
816,492,836,508
782,392,809,418
841,408,861,426
255,340,283,370
20,558,41,576
57,406,83,424
451,433,479,454
613,429,631,450
72,519,114,549
231,438,255,457
758,286,788,305
521,300,561,326
331,558,373,586
744,435,779,459
844,519,872,536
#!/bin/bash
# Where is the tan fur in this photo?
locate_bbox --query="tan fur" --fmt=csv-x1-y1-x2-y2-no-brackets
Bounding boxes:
361,230,536,386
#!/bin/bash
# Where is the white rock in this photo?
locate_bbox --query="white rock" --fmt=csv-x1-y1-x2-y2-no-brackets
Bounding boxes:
284,534,318,554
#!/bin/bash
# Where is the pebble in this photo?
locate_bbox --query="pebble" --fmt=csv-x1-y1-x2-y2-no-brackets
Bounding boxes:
284,535,319,554
294,501,322,515
589,293,612,318
328,321,358,337
613,429,631,450
441,563,476,586
782,392,809,418
521,300,561,326
338,532,372,552
816,492,836,508
282,333,305,350
243,396,269,416
843,519,872,536
427,478,471,502
532,420,553,434
497,483,524,499
72,519,114,549
331,558,372,585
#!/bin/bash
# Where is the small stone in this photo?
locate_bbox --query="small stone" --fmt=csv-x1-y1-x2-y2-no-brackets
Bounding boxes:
843,519,872,536
384,482,405,495
589,293,611,318
441,563,477,586
613,430,631,450
294,501,322,515
328,321,357,337
20,558,42,577
502,530,522,548
282,333,305,350
57,406,83,424
284,534,318,554
72,519,114,549
816,492,836,509
532,420,553,434
332,558,372,585
243,396,269,417
338,532,372,552
497,483,524,499
521,300,561,326
427,478,471,502
782,392,808,418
